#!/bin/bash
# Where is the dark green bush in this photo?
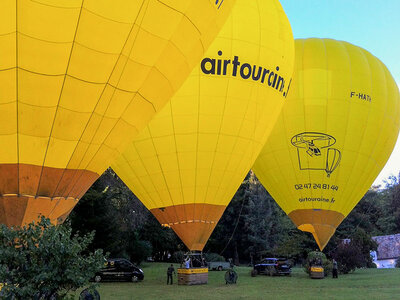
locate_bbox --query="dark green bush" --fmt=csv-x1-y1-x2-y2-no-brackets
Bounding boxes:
332,229,377,274
204,253,226,262
396,258,400,268
129,239,153,265
172,251,185,263
0,217,104,299
333,242,362,274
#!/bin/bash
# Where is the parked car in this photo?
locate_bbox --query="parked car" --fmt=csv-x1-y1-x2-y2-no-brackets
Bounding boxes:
208,261,231,271
252,258,291,276
93,258,144,282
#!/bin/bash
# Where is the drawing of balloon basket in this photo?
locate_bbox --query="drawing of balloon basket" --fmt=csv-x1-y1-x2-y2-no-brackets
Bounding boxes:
291,132,341,177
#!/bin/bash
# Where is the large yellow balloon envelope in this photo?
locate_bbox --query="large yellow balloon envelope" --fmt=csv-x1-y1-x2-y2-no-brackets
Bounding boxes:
253,38,400,250
112,0,294,251
0,0,235,227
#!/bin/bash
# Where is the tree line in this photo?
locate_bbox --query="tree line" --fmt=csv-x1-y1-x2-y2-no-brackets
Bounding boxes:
69,169,400,265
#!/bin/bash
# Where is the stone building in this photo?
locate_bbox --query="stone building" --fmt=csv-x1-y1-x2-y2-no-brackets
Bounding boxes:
371,234,400,268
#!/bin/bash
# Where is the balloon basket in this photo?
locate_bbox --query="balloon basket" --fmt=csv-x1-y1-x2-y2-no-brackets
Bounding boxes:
178,268,208,285
309,266,324,279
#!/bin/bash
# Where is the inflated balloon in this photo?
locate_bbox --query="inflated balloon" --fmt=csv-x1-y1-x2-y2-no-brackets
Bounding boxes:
112,0,294,251
253,38,400,250
0,0,235,227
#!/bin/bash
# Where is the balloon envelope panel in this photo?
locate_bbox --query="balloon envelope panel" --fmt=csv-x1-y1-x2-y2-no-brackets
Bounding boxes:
0,0,235,226
112,0,294,251
253,38,400,250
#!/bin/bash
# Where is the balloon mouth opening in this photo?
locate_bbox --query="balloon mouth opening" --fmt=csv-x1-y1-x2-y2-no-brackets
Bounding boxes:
150,203,227,251
289,209,346,250
298,224,315,233
297,223,336,250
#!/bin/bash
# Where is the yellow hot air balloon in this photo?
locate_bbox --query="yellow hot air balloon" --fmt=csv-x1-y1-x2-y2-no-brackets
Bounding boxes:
0,0,236,227
253,38,400,250
112,0,294,251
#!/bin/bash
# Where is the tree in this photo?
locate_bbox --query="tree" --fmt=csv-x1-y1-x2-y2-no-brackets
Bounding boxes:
332,228,377,274
396,258,400,268
351,228,378,268
0,217,104,299
69,168,400,268
332,189,385,241
274,230,316,264
70,169,185,263
206,172,300,264
70,169,152,261
386,174,400,232
69,186,122,255
139,215,183,261
333,241,363,274
126,231,153,264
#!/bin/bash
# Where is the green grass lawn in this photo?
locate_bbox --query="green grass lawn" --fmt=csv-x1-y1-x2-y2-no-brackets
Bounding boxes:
77,263,400,300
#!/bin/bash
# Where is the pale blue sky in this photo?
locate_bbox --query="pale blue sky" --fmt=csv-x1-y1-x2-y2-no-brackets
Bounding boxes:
280,0,400,186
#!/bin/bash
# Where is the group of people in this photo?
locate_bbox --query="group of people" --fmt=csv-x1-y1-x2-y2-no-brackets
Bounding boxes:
311,257,339,278
166,256,196,285
167,255,209,285
310,251,339,279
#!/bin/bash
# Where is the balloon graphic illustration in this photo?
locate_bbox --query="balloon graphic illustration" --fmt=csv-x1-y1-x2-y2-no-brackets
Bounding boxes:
112,0,294,251
291,132,341,177
0,0,235,226
253,38,400,250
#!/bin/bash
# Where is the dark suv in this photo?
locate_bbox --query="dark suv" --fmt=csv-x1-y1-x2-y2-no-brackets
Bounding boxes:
94,258,144,282
252,258,291,276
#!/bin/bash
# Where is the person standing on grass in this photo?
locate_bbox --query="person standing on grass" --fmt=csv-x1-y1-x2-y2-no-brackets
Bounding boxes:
167,264,175,285
332,259,338,278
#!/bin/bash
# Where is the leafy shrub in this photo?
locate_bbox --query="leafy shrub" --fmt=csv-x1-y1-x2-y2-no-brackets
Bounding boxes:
396,258,400,268
172,251,185,264
286,258,295,268
129,239,153,265
333,229,377,274
204,253,226,262
303,251,332,276
333,242,363,274
0,217,104,299
352,229,378,268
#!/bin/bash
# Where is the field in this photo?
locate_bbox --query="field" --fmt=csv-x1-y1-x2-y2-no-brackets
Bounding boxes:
78,263,400,300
